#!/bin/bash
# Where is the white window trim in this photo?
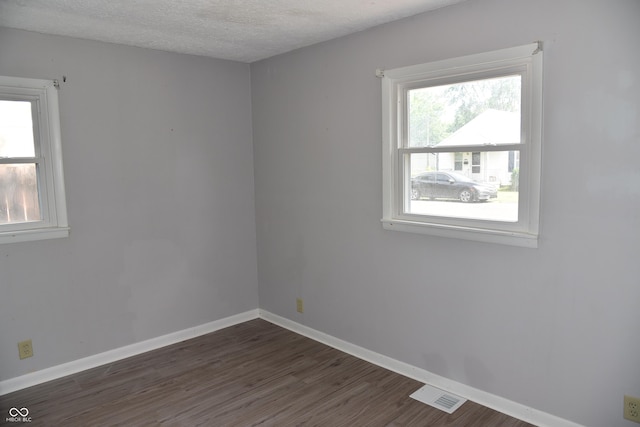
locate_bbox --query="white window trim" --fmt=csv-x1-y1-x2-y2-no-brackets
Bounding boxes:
0,76,69,244
381,43,543,248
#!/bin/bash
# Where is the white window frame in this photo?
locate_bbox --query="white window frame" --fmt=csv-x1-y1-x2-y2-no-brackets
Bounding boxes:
0,76,69,244
381,43,543,248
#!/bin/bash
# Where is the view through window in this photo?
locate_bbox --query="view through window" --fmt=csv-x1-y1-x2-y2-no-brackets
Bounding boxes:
405,75,521,222
0,100,42,225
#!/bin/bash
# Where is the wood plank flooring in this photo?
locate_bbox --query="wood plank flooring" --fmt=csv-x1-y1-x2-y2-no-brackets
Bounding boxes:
0,319,534,426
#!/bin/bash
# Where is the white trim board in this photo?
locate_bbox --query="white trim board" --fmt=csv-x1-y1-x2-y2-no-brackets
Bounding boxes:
259,310,585,427
0,309,259,396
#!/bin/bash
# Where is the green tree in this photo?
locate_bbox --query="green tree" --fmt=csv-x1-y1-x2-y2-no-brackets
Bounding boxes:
408,89,449,146
446,75,521,133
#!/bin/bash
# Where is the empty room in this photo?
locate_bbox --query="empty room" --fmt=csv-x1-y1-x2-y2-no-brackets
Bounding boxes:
0,0,639,426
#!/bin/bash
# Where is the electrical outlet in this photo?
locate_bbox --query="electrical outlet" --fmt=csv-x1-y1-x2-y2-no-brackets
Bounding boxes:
296,298,304,313
625,395,640,423
18,339,33,360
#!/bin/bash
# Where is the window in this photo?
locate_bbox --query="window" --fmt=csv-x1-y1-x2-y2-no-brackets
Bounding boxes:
0,76,69,244
381,43,543,247
454,152,463,171
471,152,481,174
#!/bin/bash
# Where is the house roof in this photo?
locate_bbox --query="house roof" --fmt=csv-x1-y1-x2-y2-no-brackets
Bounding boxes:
436,109,520,147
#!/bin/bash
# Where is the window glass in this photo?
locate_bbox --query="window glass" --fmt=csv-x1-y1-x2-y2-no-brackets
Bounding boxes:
408,75,521,148
0,100,41,225
472,152,481,173
0,164,41,224
454,152,463,171
407,152,518,222
0,100,36,157
403,74,522,222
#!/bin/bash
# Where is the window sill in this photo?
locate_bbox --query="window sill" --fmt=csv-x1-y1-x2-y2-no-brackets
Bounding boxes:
0,227,70,245
381,219,537,248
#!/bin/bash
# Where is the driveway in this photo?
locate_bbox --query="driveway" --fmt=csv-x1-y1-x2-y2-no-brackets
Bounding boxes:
409,192,518,222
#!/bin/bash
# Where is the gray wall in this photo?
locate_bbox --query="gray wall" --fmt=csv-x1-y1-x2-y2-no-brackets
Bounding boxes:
0,28,258,379
1,0,639,425
251,0,640,426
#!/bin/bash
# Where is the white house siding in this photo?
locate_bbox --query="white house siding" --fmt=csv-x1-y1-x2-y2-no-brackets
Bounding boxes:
435,151,512,185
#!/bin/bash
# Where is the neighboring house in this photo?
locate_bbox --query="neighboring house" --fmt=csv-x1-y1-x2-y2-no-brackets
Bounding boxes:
436,109,519,185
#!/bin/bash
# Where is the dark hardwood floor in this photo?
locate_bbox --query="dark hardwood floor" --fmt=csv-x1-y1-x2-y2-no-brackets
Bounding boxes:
0,319,534,426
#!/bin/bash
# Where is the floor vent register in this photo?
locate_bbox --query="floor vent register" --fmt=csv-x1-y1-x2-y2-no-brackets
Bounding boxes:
410,384,467,414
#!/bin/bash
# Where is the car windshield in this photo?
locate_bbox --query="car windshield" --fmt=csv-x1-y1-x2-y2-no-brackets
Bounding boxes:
446,172,474,183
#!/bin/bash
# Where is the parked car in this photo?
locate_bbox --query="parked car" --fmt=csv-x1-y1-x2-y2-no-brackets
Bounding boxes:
411,171,498,202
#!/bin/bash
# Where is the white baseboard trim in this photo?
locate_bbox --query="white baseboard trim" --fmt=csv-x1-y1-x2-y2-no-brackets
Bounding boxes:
0,309,259,396
258,309,584,427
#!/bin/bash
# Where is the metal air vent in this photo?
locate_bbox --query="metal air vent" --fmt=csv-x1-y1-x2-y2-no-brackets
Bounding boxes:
410,384,467,414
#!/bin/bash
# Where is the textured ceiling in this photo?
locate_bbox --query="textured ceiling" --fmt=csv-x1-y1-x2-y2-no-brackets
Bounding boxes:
0,0,467,62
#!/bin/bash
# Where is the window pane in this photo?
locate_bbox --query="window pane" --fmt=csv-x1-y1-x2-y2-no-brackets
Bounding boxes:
407,152,518,222
0,164,41,224
408,75,521,148
0,100,35,158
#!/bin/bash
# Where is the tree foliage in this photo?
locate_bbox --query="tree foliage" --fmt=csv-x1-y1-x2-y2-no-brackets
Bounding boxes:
445,76,521,134
408,76,521,147
408,89,449,146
